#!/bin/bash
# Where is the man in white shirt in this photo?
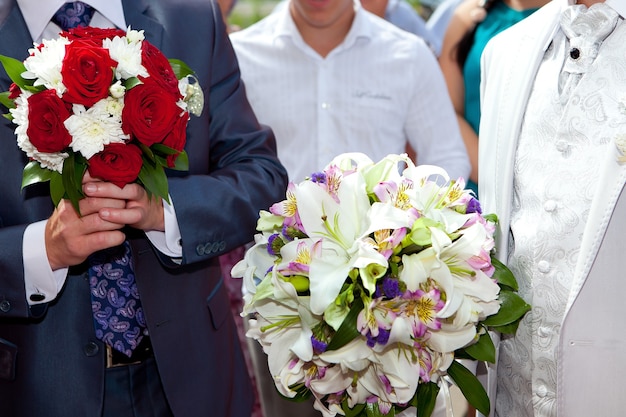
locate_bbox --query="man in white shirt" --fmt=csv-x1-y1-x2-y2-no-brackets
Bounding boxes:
479,0,626,416
230,0,470,184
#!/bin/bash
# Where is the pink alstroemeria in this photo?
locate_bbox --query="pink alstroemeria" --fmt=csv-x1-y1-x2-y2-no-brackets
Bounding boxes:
403,288,445,337
357,298,396,345
372,228,407,259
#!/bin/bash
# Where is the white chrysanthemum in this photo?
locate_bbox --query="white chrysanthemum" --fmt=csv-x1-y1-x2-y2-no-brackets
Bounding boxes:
124,27,145,43
22,37,71,96
109,80,125,98
10,90,67,172
65,100,129,159
103,34,148,80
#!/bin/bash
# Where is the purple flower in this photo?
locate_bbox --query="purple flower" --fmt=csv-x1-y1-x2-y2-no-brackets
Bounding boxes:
267,233,283,256
382,277,401,298
466,197,482,214
310,172,326,183
311,335,328,354
375,277,402,299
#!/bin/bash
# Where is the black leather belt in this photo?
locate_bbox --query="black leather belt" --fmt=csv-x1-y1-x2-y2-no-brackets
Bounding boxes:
106,336,153,368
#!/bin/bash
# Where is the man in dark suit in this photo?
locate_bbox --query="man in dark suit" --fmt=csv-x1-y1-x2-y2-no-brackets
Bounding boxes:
0,1,288,416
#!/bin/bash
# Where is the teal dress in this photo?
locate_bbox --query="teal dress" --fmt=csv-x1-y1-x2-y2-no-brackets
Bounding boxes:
462,1,538,195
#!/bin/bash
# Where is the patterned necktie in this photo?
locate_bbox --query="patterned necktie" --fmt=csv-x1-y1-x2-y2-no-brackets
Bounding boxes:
53,2,146,359
88,241,147,357
52,1,96,31
559,3,619,103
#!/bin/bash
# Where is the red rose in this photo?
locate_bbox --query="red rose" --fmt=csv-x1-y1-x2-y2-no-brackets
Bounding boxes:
87,143,143,188
26,89,72,153
63,27,126,42
162,112,189,167
140,41,181,98
122,82,181,146
8,83,21,99
61,39,116,107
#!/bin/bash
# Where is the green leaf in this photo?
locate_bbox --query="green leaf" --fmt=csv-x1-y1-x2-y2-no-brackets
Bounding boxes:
138,142,156,163
492,257,518,291
491,319,522,335
342,402,366,417
0,54,27,87
62,153,86,214
138,158,170,204
151,143,181,155
326,297,364,351
50,171,65,207
483,213,498,223
482,290,531,327
463,331,496,363
21,161,53,189
124,77,142,90
169,58,195,79
413,382,439,417
170,150,189,171
447,360,490,416
0,91,15,111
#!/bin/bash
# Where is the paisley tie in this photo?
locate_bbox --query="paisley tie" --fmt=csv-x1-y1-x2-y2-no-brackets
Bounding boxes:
52,2,146,358
89,241,147,357
52,1,95,31
559,3,619,103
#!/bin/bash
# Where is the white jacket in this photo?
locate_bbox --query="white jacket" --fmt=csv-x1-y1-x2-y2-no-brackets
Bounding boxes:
478,1,626,416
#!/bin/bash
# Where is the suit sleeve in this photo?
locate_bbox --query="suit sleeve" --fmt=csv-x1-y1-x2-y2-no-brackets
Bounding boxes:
165,2,289,266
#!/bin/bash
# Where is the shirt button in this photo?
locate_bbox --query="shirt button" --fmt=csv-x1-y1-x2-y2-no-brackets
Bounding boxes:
543,200,557,212
538,260,550,273
321,102,330,109
0,300,10,313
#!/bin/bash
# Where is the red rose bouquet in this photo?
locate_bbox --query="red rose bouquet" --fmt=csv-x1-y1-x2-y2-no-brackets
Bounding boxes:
0,26,203,211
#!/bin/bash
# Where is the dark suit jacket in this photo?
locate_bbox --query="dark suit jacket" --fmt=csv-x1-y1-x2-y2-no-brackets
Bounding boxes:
0,0,288,416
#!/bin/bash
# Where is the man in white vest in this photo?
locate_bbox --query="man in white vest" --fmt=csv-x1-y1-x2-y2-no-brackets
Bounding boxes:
478,0,626,416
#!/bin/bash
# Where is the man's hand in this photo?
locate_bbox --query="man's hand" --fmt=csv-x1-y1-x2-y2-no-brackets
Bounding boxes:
45,191,128,271
44,174,166,271
83,180,165,233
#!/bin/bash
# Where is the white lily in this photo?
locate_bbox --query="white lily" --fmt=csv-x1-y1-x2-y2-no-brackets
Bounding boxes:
294,176,389,314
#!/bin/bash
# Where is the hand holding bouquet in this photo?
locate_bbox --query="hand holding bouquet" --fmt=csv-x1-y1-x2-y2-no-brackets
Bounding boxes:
0,26,203,211
233,153,530,417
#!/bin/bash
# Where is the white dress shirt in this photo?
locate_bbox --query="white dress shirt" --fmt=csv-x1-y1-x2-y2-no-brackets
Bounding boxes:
230,2,469,183
15,0,182,304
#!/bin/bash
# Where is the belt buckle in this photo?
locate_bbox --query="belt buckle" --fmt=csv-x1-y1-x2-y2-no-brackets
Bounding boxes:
105,345,142,368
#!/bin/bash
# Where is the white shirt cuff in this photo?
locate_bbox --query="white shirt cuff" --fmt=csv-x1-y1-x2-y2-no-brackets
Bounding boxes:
145,197,183,258
23,220,68,305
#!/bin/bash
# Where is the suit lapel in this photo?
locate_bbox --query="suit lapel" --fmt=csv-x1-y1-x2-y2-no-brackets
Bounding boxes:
121,0,165,49
0,2,35,89
564,131,626,314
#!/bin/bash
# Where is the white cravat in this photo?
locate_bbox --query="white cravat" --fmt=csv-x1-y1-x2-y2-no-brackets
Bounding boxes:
558,2,619,103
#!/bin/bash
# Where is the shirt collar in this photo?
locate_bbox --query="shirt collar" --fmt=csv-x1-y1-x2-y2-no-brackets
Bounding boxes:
273,0,372,47
16,0,126,42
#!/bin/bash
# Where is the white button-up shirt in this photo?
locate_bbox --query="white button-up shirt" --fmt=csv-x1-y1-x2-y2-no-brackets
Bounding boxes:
230,2,470,183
